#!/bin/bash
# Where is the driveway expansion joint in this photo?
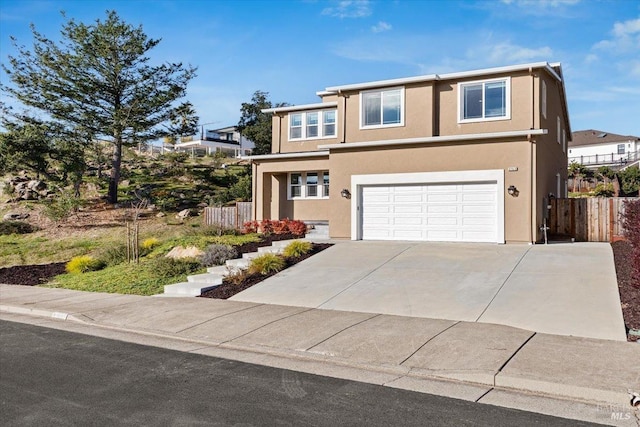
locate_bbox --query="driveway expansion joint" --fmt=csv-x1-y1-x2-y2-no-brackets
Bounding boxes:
305,313,381,351
219,307,316,345
398,321,460,366
474,246,532,323
174,303,265,334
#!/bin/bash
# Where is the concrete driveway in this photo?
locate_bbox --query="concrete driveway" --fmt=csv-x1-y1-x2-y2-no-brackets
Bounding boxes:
230,241,627,341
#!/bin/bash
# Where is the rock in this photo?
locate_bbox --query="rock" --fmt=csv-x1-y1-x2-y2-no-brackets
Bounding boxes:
155,212,166,218
176,209,191,220
165,246,204,259
3,212,30,221
20,191,36,200
197,202,208,208
27,180,46,191
120,180,130,187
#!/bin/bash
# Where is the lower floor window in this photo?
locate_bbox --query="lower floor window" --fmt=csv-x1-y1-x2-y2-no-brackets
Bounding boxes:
289,171,329,199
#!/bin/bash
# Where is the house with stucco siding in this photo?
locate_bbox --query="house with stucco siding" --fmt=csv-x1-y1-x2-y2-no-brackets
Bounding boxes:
244,62,570,244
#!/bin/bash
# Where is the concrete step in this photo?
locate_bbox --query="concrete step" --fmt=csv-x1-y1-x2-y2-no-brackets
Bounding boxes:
163,282,219,296
206,265,229,275
242,252,262,260
226,258,249,270
257,246,283,254
186,274,224,284
271,239,303,248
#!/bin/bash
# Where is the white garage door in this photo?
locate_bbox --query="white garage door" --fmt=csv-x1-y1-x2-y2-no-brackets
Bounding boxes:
361,182,498,242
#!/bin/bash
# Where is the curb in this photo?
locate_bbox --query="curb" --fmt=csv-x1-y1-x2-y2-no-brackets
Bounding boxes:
1,303,635,411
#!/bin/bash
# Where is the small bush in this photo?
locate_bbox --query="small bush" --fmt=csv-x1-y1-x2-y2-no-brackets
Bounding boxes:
201,244,238,267
141,237,160,250
149,257,202,278
282,240,313,258
249,253,285,275
66,255,105,274
96,244,128,267
592,183,615,197
42,191,84,222
0,221,37,235
241,219,307,236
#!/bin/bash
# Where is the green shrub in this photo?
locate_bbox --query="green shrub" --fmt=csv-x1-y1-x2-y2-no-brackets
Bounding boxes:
201,244,238,267
249,253,285,275
189,224,241,237
96,244,129,267
66,255,105,274
592,183,615,197
148,257,202,278
141,237,160,250
43,191,85,222
282,240,312,258
0,221,37,235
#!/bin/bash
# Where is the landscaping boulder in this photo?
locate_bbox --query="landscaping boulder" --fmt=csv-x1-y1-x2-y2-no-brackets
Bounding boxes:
176,209,191,220
3,212,30,221
165,246,204,259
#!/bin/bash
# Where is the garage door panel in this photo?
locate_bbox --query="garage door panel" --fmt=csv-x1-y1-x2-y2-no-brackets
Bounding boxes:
427,194,459,202
361,181,498,243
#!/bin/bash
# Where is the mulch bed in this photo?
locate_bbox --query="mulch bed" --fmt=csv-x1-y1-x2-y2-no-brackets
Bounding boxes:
0,262,67,286
199,243,332,300
611,240,640,341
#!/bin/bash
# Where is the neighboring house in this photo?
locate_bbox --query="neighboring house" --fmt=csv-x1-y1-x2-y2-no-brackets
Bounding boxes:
569,130,639,169
173,126,254,157
245,62,570,244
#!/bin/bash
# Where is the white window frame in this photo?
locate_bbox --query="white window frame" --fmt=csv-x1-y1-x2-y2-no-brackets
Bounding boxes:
617,144,625,155
458,77,511,124
359,86,405,129
541,80,547,120
288,171,330,200
288,110,337,141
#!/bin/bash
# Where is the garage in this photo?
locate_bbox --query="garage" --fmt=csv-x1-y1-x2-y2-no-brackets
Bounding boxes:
352,170,505,243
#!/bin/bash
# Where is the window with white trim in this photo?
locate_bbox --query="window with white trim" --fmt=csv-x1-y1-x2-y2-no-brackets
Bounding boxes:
289,110,336,140
541,80,547,119
360,87,404,128
459,78,510,122
618,144,625,154
288,171,329,199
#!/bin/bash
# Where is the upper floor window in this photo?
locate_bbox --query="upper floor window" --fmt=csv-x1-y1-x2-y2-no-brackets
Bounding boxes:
557,117,561,144
618,144,625,154
289,110,337,140
458,77,510,123
360,87,404,128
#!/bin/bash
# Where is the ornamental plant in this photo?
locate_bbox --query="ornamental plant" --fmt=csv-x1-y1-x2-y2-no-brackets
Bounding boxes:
248,253,285,275
282,240,313,258
66,255,104,274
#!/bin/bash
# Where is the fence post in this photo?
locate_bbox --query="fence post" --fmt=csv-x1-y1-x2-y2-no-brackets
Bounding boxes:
609,198,614,243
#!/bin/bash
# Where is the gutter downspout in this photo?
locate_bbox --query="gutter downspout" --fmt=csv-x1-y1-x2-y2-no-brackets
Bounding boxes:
339,90,347,143
277,114,282,153
529,67,535,244
252,161,258,220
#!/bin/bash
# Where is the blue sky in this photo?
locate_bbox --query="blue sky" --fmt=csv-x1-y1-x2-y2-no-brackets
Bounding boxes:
1,0,639,136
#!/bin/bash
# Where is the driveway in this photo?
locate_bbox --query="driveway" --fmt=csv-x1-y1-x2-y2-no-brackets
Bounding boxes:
230,241,627,341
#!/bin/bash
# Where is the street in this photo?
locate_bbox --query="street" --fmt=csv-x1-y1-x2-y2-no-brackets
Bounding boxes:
0,320,594,426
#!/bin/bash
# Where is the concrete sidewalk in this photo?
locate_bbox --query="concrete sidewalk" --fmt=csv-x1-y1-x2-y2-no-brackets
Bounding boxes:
231,241,626,341
1,285,638,425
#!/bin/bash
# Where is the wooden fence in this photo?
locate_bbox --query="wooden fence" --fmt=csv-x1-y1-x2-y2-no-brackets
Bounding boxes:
203,202,252,229
548,197,636,242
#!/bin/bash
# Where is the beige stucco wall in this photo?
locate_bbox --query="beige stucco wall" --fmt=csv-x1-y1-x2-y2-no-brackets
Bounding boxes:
328,139,533,242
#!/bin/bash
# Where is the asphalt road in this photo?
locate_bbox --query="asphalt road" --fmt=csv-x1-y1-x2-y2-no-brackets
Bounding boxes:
0,320,595,426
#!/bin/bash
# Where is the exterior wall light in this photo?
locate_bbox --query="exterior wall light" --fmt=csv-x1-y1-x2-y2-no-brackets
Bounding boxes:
341,189,351,199
507,185,519,197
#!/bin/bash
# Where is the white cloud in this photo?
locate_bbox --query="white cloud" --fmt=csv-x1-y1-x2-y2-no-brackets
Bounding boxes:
584,53,598,64
593,17,640,54
371,21,392,33
480,42,553,64
322,0,371,18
